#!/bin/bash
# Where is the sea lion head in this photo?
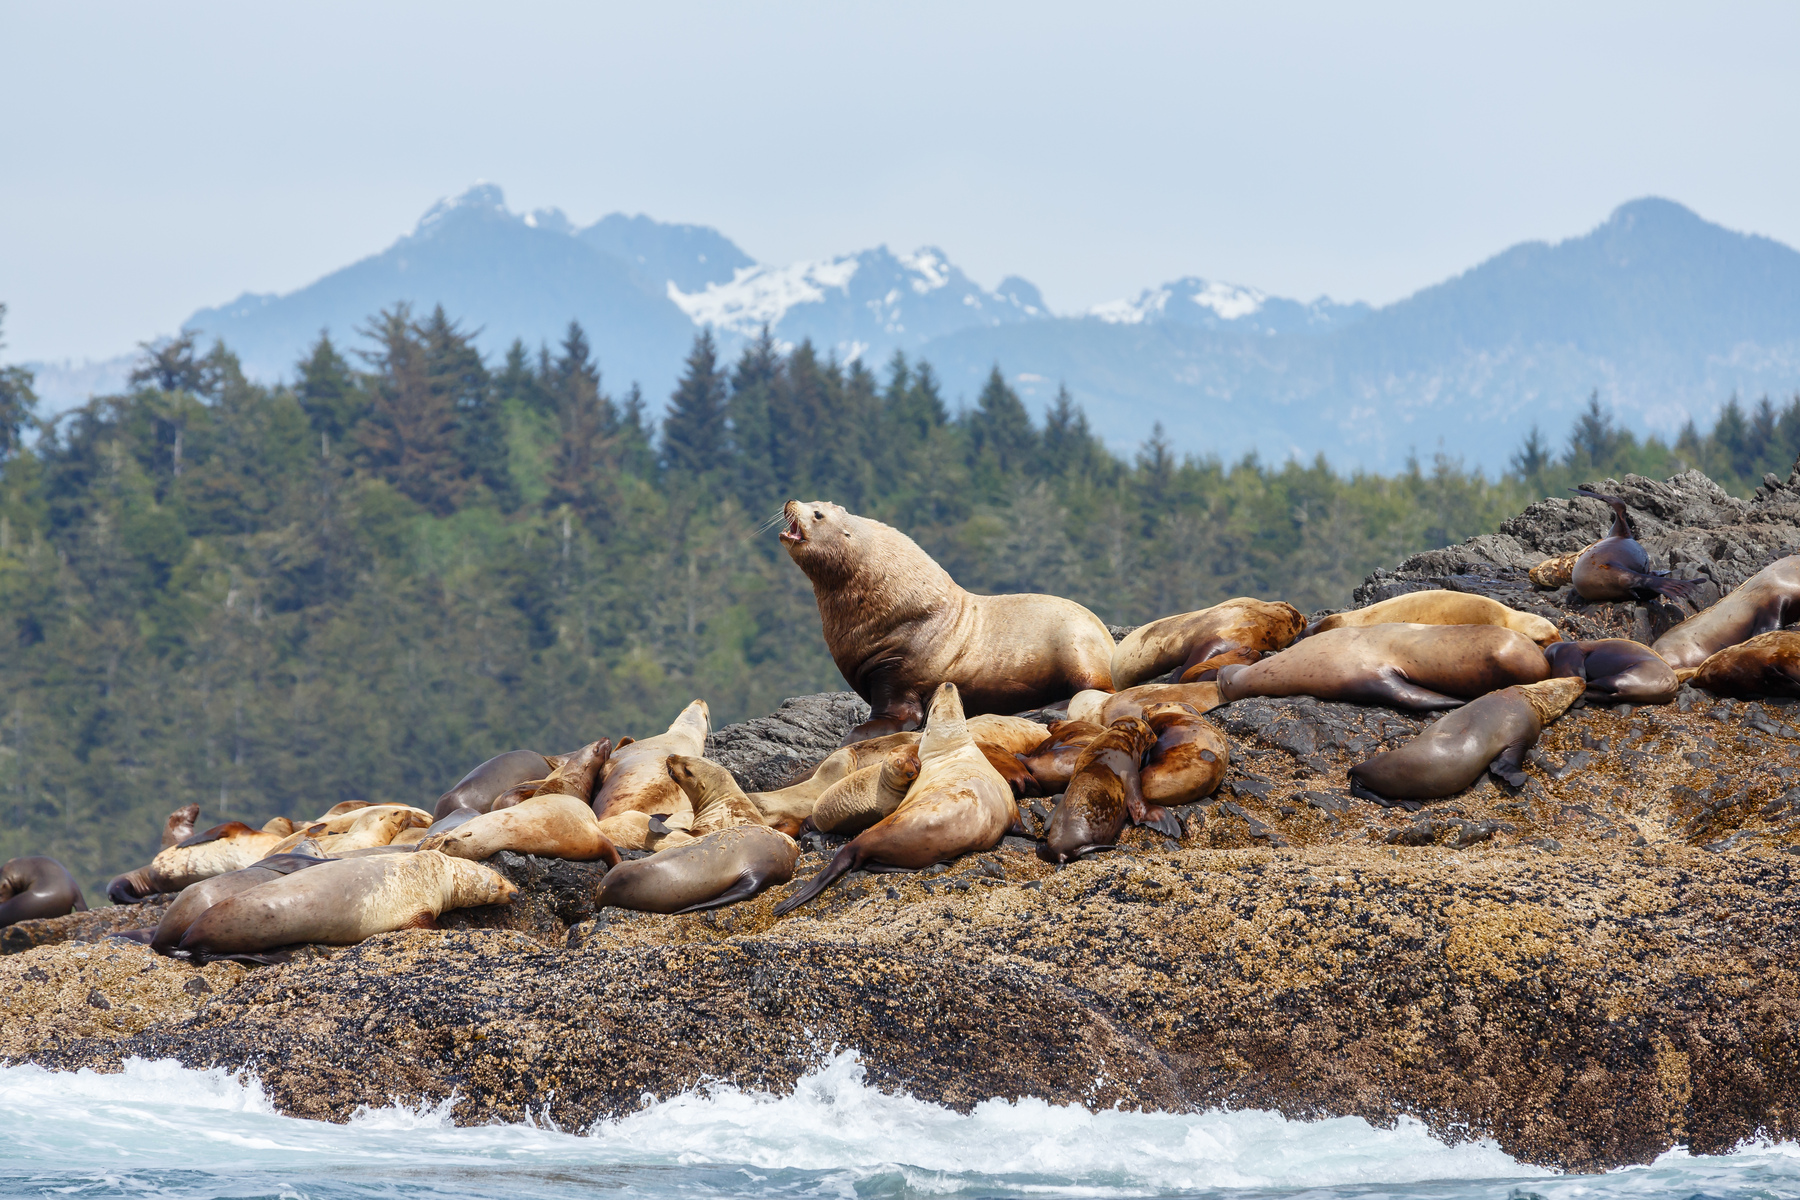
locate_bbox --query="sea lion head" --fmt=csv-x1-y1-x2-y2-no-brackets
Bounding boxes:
779,500,861,582
1515,676,1586,725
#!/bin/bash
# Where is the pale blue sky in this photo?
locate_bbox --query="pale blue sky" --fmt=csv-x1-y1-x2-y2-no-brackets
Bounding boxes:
2,0,1796,363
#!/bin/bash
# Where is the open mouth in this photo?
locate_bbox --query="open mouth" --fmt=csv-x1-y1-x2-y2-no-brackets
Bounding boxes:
779,515,805,545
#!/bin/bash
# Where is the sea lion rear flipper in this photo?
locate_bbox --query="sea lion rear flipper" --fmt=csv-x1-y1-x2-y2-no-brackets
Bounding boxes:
1487,740,1532,789
772,842,863,916
1570,487,1633,539
1646,574,1703,604
1140,804,1182,838
1349,778,1401,807
672,874,770,914
1367,671,1466,712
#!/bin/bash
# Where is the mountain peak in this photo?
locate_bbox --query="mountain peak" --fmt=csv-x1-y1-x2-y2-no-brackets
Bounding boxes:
414,182,510,235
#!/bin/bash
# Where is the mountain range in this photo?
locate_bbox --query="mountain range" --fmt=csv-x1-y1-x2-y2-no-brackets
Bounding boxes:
25,186,1800,472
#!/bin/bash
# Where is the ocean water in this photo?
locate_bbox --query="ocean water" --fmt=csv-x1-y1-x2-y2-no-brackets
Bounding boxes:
1,1051,1797,1200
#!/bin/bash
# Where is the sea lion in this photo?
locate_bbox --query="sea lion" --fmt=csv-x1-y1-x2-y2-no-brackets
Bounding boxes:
596,826,800,914
147,852,328,953
1138,703,1229,806
1065,690,1110,724
1689,631,1800,698
261,817,297,836
434,749,556,819
779,500,1114,743
269,807,416,856
107,822,289,905
1652,555,1800,669
420,792,621,864
1304,591,1561,648
1039,716,1175,863
0,857,87,926
1349,676,1584,802
1177,647,1264,683
1017,721,1105,791
746,732,922,828
810,746,922,834
977,741,1042,799
592,701,709,849
1546,638,1679,704
1217,623,1550,711
965,714,1056,756
1568,488,1701,604
1111,598,1306,689
178,850,516,958
666,755,767,837
775,683,1017,914
161,804,200,849
1528,550,1582,590
1100,682,1223,725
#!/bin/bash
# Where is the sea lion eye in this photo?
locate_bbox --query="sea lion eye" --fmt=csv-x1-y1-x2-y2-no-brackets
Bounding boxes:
813,510,824,520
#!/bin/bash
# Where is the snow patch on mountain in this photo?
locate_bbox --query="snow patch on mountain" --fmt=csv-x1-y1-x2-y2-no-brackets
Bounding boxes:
668,257,862,333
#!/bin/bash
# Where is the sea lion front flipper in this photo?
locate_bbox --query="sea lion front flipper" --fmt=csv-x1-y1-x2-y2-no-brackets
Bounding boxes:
1140,803,1182,838
1571,487,1633,540
671,874,769,914
1365,670,1466,712
1645,574,1704,604
1487,740,1533,789
1349,778,1419,810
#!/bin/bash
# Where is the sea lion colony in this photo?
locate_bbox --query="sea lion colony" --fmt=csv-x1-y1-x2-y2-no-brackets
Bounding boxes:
7,493,1800,961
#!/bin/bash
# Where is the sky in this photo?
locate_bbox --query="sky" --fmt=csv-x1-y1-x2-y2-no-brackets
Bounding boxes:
2,0,1798,365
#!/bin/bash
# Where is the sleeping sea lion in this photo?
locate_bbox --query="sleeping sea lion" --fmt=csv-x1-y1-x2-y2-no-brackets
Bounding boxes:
1138,703,1229,806
146,852,328,953
966,714,1056,755
1528,550,1582,590
1065,690,1109,724
161,804,200,849
1304,591,1561,648
596,826,800,914
775,683,1017,915
1546,638,1679,704
977,741,1042,799
420,741,621,863
592,702,709,849
1568,488,1701,604
746,732,922,828
269,807,417,856
1689,631,1800,698
1652,555,1800,669
1017,720,1105,790
1111,598,1306,690
1348,676,1584,803
108,822,289,905
1039,716,1174,863
1177,647,1264,683
1100,682,1222,725
779,500,1114,743
0,857,87,927
1217,623,1550,711
178,850,516,958
433,749,556,819
810,746,922,834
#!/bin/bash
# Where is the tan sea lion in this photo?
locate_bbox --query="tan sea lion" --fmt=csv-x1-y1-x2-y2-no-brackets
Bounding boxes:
1100,682,1223,725
1139,703,1229,806
965,714,1054,756
1039,716,1174,863
1304,591,1562,648
420,777,622,865
1546,638,1679,704
746,732,922,828
666,755,766,837
434,749,556,819
318,802,371,819
775,683,1017,914
1652,555,1800,669
779,500,1114,743
596,826,800,914
108,822,288,905
1348,676,1584,802
161,804,200,849
592,702,709,849
0,857,87,926
1111,598,1306,689
1065,690,1109,724
1017,721,1105,791
1217,623,1550,711
810,746,922,834
1528,550,1582,590
146,852,328,953
178,850,516,958
1176,647,1264,683
1689,631,1800,698
261,817,297,836
1568,488,1702,604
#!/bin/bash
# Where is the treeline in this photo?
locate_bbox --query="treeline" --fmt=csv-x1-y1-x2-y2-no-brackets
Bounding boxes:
0,298,1789,894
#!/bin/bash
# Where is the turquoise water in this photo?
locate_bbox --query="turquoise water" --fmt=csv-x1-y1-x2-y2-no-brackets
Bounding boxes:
1,1051,1796,1199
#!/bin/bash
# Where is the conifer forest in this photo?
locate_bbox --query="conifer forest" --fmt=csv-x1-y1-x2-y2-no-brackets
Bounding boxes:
2,301,1796,894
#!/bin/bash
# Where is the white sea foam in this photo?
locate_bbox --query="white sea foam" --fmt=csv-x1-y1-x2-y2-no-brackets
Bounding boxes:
0,1053,1797,1199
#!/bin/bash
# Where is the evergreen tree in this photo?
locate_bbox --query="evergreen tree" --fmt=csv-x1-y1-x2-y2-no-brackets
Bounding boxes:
294,330,360,448
128,331,219,396
0,305,37,460
1039,384,1108,480
543,321,618,524
966,366,1037,477
1713,395,1751,480
494,339,548,416
418,305,512,507
726,327,781,512
355,303,466,513
1510,424,1552,481
1136,422,1175,523
619,383,658,478
662,331,728,477
1566,391,1624,470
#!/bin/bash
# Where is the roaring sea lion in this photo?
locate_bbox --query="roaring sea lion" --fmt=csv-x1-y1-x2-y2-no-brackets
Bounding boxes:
1100,682,1222,725
1652,555,1800,669
1349,676,1584,803
592,701,709,849
1017,720,1105,790
1568,489,1701,604
1139,703,1229,806
178,850,516,958
1304,591,1562,648
108,822,289,905
810,746,922,834
1546,638,1679,704
1039,716,1174,863
596,825,800,914
746,732,922,828
146,852,328,953
1689,631,1800,698
1111,598,1306,689
779,500,1114,743
434,749,556,819
161,804,200,849
775,683,1017,915
0,857,87,927
1217,623,1550,711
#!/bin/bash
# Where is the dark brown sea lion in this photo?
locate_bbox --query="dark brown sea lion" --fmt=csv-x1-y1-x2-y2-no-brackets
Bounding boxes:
779,500,1114,743
108,822,289,905
809,746,921,834
0,857,88,927
147,852,328,953
1017,720,1105,790
1349,677,1584,802
775,683,1017,915
1546,638,1679,704
596,826,801,914
977,741,1042,799
434,750,555,820
1217,623,1550,711
1177,647,1264,683
593,701,709,849
178,850,516,957
1100,682,1223,725
1304,591,1561,647
1568,488,1702,604
1689,631,1800,698
1039,716,1174,862
1652,555,1800,669
161,804,200,849
1111,598,1305,689
1139,703,1229,806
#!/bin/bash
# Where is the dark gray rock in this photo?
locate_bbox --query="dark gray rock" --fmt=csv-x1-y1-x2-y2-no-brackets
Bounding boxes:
705,691,871,792
1214,696,1425,768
